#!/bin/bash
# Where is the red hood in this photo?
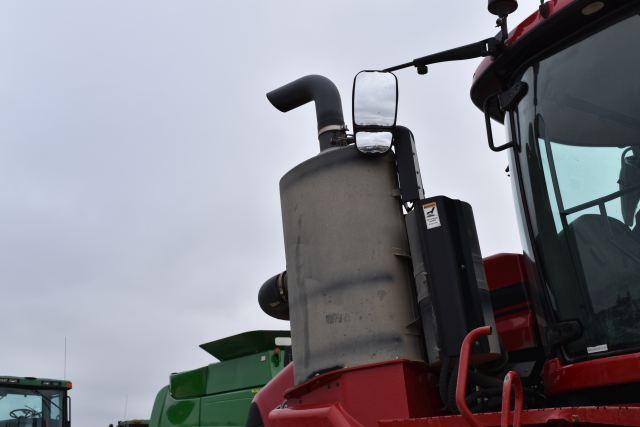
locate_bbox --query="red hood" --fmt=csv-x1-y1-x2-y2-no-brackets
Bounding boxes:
470,0,633,119
473,0,576,85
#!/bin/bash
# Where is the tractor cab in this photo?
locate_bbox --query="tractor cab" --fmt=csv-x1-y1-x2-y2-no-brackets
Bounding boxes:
510,11,640,360
471,1,640,368
0,376,71,427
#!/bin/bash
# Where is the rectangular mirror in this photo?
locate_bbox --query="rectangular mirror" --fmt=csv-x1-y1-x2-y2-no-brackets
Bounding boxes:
352,70,398,127
355,131,394,154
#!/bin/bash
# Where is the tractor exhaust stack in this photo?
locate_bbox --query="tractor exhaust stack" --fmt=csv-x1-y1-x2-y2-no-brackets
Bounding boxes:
267,75,346,151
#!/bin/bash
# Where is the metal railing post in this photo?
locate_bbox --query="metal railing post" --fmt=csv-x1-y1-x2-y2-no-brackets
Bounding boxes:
456,325,492,427
501,370,523,427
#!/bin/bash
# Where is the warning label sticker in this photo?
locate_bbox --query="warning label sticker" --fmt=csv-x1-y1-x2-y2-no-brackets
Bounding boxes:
587,343,608,354
423,201,441,229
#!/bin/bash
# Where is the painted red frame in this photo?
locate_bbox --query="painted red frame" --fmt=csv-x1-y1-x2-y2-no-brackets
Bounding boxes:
544,352,640,395
483,253,538,352
474,0,577,83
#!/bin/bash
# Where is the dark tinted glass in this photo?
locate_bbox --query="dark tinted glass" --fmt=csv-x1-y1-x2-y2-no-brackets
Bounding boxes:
515,12,640,358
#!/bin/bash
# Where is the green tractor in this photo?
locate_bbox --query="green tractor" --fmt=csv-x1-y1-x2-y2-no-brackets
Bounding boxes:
0,375,71,427
149,330,290,427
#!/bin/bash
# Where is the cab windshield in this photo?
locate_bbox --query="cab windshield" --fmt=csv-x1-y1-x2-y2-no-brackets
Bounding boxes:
0,387,64,427
515,10,640,358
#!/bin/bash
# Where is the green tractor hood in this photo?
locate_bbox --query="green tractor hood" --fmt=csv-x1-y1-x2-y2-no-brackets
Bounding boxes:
199,330,290,361
169,330,290,399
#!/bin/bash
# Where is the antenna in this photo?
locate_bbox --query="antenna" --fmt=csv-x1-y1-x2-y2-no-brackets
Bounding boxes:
63,337,67,380
123,395,128,420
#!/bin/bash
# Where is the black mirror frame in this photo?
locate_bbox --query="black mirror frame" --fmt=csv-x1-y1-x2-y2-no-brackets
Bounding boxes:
352,70,399,155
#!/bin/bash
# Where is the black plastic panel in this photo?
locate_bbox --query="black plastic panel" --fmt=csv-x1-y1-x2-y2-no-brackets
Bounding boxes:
406,196,500,364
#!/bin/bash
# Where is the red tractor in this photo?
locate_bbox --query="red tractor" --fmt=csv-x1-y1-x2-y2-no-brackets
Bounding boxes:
251,0,640,425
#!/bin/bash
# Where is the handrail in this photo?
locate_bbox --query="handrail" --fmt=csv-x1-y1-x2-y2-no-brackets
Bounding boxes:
501,371,523,427
455,325,492,427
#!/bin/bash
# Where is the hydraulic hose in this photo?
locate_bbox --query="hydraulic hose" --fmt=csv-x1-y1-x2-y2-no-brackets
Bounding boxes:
267,75,346,151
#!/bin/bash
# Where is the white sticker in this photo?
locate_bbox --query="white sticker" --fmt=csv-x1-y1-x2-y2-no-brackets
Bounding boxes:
423,202,441,229
587,344,608,354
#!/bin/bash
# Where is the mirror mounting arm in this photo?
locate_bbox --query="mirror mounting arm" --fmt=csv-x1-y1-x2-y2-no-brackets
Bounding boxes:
384,37,500,73
394,126,425,204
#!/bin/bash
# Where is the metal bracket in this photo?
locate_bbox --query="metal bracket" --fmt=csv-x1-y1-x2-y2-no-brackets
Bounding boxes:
498,82,528,112
484,82,528,152
318,124,348,136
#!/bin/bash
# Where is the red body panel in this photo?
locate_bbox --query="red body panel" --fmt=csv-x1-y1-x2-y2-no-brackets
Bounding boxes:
258,362,640,426
253,363,295,424
380,406,640,426
544,353,640,395
473,0,576,84
484,253,537,352
263,360,442,427
255,282,640,426
269,404,362,427
506,0,574,46
484,254,528,291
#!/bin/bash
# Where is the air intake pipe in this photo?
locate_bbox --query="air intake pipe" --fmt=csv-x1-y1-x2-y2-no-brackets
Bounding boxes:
267,75,346,151
258,271,289,321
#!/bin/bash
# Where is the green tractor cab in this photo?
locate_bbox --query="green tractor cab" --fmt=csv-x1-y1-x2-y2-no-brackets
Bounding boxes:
149,330,290,427
0,376,72,427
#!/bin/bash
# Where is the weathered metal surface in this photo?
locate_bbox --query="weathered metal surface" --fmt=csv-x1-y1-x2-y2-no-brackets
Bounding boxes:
279,145,424,385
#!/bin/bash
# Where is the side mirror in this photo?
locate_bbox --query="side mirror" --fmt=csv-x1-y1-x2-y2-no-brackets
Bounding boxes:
352,70,398,154
275,336,292,347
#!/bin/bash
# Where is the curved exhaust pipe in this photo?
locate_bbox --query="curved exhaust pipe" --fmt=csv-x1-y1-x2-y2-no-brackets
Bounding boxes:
267,75,346,151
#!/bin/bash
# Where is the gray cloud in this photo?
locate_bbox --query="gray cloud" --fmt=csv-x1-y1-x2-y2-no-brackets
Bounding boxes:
0,1,530,425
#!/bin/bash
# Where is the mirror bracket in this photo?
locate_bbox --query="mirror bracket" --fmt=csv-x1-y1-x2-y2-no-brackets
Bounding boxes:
547,320,583,347
395,126,425,203
498,82,528,112
384,37,500,73
328,133,354,148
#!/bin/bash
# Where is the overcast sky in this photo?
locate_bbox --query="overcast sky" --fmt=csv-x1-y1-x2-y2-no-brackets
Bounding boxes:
0,1,536,425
